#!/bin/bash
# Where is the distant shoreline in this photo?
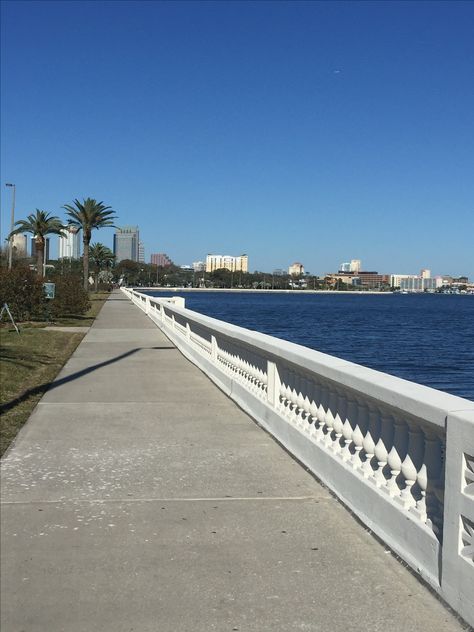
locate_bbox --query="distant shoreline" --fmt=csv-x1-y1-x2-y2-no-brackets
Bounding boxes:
136,287,393,295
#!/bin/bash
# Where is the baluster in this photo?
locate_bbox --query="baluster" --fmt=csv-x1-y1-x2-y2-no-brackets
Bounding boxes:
372,411,394,488
316,381,328,442
400,424,423,510
331,391,346,456
351,400,368,469
324,388,338,450
341,397,357,462
385,418,407,498
296,375,307,430
307,381,320,439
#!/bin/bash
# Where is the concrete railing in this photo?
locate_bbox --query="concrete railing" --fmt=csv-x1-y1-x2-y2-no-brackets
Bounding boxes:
122,287,474,625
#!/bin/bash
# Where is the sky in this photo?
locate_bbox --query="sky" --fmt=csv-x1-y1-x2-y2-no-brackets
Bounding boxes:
1,0,473,277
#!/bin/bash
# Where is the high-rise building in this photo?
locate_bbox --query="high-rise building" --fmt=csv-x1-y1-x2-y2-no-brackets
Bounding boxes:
421,268,431,279
340,262,351,272
113,226,139,263
11,234,27,257
58,226,81,260
206,254,248,273
138,241,145,263
193,261,205,272
288,262,304,276
151,253,173,267
350,259,361,273
31,238,50,261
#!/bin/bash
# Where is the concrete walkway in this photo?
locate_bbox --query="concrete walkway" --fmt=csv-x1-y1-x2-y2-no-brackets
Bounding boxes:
0,292,466,631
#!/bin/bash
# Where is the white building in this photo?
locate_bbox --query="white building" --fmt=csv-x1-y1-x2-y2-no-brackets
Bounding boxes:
206,254,248,273
193,261,205,272
59,226,81,260
138,241,145,263
289,262,305,276
11,234,27,257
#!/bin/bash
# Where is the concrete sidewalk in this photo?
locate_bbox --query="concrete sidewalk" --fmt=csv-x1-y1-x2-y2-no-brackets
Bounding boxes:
0,292,466,631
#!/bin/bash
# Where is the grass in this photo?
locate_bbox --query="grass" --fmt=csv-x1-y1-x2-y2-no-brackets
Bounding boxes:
0,291,110,456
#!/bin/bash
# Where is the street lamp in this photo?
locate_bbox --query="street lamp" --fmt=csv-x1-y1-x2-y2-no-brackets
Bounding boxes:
5,183,16,270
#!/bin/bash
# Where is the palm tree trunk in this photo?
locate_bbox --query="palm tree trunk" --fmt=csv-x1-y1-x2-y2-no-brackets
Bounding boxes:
83,234,90,291
36,237,44,279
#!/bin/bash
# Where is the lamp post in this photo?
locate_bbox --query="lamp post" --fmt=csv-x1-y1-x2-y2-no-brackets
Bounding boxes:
5,183,16,270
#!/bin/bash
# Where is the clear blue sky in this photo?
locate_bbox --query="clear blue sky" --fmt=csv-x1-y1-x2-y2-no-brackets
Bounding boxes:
1,0,473,276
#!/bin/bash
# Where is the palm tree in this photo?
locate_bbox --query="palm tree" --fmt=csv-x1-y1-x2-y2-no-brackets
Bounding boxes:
63,198,117,291
89,242,115,292
9,210,64,278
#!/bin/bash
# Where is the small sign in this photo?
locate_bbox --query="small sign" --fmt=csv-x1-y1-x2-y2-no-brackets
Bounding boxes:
43,282,56,299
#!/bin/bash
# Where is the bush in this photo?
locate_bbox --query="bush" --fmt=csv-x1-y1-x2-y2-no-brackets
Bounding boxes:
49,275,90,318
0,265,46,321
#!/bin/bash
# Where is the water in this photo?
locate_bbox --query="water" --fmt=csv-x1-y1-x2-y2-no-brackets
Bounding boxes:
147,291,474,401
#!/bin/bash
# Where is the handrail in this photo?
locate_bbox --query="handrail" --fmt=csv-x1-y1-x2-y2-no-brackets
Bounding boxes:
122,287,474,626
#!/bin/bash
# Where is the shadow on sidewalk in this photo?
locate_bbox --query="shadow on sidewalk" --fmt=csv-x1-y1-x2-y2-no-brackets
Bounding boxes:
0,346,176,414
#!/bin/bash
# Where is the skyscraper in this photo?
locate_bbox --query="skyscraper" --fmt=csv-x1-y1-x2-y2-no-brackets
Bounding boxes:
138,241,145,263
113,226,139,263
59,226,81,259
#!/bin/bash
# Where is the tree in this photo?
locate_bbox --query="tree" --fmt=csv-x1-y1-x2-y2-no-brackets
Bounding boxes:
89,243,115,292
9,210,64,278
63,198,117,291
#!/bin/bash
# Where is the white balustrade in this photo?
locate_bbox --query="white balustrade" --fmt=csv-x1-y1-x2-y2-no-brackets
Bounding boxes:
121,287,474,627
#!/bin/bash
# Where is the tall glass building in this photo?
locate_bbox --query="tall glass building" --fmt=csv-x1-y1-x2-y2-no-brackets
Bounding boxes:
113,226,139,262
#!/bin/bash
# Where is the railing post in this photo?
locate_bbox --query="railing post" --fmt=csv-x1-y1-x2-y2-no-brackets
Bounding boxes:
145,296,150,315
267,360,280,408
186,322,191,340
172,314,176,331
211,335,218,363
160,304,164,323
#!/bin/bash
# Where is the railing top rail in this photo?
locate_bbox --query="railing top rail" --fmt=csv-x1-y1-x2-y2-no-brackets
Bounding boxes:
134,289,474,427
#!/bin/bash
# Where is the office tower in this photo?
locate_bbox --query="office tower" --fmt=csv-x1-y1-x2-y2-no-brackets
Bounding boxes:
340,262,351,272
58,226,81,260
138,241,145,263
350,259,361,273
421,268,431,279
11,234,27,257
113,226,139,263
151,253,173,267
205,254,248,273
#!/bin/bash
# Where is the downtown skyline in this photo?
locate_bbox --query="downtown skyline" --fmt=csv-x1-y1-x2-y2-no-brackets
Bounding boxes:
1,1,473,278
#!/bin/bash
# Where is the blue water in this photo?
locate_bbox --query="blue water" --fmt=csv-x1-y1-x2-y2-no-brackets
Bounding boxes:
148,291,474,401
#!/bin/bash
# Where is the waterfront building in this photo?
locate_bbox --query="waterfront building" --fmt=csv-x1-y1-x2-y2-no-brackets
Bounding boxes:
288,262,304,276
11,234,27,258
58,226,81,260
151,253,173,267
421,268,431,279
193,261,205,272
206,254,248,273
338,259,361,273
113,226,139,263
273,268,286,276
138,241,145,263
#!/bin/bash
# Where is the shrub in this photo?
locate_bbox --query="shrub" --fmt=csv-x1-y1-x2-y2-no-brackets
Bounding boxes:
49,275,90,318
0,265,46,321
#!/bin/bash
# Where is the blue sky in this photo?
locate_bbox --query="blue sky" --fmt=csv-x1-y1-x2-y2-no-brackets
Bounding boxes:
1,0,473,276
